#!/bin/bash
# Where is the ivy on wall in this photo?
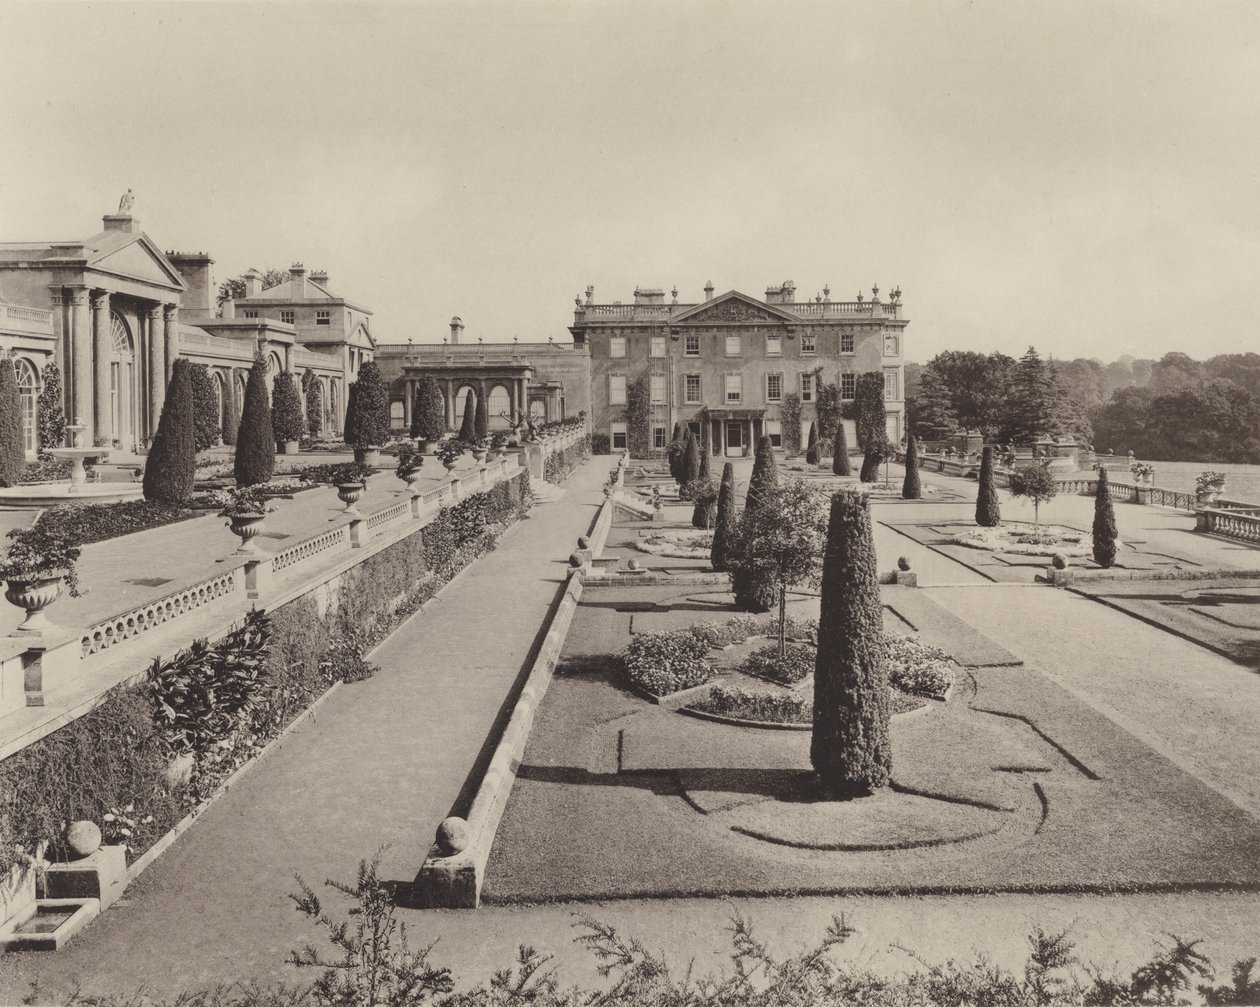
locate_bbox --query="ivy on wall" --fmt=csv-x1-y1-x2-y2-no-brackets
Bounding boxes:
781,392,803,455
626,375,651,458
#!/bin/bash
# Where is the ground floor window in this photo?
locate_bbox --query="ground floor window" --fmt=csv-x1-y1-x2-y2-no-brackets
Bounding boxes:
653,426,666,449
389,400,405,425
611,421,627,450
765,418,782,448
15,357,40,453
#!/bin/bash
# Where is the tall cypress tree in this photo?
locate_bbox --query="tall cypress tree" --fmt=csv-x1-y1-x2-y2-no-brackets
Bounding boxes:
271,370,305,447
188,363,220,452
342,381,359,445
144,358,196,503
1092,466,1118,568
902,434,922,499
811,490,891,796
832,420,851,476
411,375,445,441
474,386,489,440
805,421,819,465
36,361,67,454
222,371,241,446
679,429,701,499
744,435,778,511
234,354,275,487
975,445,1001,527
0,357,26,487
348,360,389,449
302,369,322,436
458,388,477,442
710,462,737,571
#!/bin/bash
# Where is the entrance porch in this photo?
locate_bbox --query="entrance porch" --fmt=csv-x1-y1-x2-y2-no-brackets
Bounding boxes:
703,407,766,458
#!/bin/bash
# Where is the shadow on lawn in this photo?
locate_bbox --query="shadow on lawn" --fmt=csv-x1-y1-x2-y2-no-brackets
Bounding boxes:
516,762,830,805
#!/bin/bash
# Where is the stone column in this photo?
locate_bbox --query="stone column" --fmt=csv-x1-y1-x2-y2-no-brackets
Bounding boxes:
68,288,92,441
445,379,455,430
91,291,111,444
164,305,179,386
147,305,165,434
403,379,413,431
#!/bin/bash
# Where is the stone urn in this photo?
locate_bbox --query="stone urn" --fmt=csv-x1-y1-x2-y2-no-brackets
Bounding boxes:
399,469,423,497
4,574,65,634
337,481,366,516
281,439,300,455
472,447,488,466
353,446,381,468
442,458,458,474
419,438,438,456
228,513,267,557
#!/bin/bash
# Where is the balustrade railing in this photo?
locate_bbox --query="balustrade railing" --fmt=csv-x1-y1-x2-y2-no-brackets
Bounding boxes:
1198,508,1260,544
81,569,240,657
3,303,54,336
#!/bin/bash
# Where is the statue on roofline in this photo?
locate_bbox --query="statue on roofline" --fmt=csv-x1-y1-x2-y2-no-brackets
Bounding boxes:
117,189,135,214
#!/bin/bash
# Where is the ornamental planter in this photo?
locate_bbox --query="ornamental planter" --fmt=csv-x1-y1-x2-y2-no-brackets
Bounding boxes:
227,514,267,557
281,440,300,455
472,447,488,466
336,481,366,516
420,438,438,455
4,575,65,634
353,447,382,468
442,459,458,474
398,469,423,496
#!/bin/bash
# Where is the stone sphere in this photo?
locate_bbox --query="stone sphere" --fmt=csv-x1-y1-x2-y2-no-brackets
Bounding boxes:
436,817,468,856
569,552,584,567
627,558,641,571
65,820,101,858
1052,553,1070,570
897,556,911,572
577,535,591,549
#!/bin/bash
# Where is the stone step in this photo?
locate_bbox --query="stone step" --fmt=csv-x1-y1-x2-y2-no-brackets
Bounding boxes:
531,480,565,504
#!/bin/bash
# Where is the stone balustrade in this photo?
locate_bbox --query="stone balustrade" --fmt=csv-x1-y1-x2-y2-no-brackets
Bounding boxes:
1196,508,1260,543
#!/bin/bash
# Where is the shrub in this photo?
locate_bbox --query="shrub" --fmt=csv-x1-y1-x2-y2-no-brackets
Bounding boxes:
667,423,686,480
458,387,477,443
623,628,713,695
234,355,275,487
976,444,1001,527
902,433,922,499
678,430,701,498
885,636,953,698
302,369,322,437
832,419,851,476
144,358,196,503
411,375,445,441
811,489,891,796
591,432,610,455
348,361,390,449
742,642,815,685
0,356,26,487
710,462,737,571
859,444,883,483
543,438,589,484
36,360,67,452
1093,465,1118,568
189,362,221,452
271,370,305,447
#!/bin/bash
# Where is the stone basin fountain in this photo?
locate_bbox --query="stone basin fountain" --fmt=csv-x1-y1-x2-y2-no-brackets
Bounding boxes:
0,421,143,508
47,423,109,493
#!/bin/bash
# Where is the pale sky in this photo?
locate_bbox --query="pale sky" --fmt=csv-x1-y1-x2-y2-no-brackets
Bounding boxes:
2,1,1257,363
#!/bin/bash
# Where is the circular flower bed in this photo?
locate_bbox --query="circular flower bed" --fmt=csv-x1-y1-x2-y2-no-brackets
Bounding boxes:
634,530,714,559
951,522,1100,558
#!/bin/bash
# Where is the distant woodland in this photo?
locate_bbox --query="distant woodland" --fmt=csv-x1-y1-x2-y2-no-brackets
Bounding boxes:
905,350,1260,464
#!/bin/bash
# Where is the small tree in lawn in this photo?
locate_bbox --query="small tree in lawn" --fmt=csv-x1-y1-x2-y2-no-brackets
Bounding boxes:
1093,465,1118,568
805,421,819,465
710,462,737,571
811,490,891,796
144,358,195,503
1008,461,1058,531
457,388,477,443
976,445,1001,527
678,429,701,500
302,369,322,437
348,360,389,450
0,357,22,487
188,363,220,452
832,420,851,476
730,480,828,658
234,354,275,487
271,370,305,449
411,375,445,442
745,435,778,511
474,387,489,440
902,434,922,499
36,360,67,453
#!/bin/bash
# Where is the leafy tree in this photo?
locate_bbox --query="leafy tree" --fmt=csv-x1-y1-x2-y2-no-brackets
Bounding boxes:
302,369,323,437
0,357,22,487
730,480,827,657
234,354,275,487
811,489,891,796
909,366,958,440
902,434,922,499
710,462,737,572
1092,466,1118,568
923,350,1017,437
1009,462,1058,529
271,370,305,447
457,387,477,443
348,361,389,450
1150,351,1208,394
853,372,886,450
143,358,196,503
805,421,819,464
1205,352,1260,401
36,361,67,453
781,392,802,455
410,375,445,441
976,445,1001,527
626,375,651,457
188,362,221,452
216,267,289,310
832,419,851,476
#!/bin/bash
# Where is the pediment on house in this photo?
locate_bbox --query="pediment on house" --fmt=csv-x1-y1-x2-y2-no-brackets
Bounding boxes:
87,234,186,290
670,291,798,325
350,322,376,350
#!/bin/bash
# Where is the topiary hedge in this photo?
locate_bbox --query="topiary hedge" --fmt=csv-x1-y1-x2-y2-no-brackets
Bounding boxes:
271,370,305,447
234,355,275,487
144,358,196,503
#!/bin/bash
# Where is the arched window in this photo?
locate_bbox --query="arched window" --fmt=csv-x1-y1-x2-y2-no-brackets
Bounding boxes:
454,385,474,426
329,381,341,433
267,352,283,401
15,358,40,454
488,385,511,430
109,312,137,447
213,371,226,433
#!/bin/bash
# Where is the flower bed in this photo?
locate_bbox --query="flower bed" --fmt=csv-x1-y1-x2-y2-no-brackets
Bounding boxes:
951,523,1096,558
740,642,815,685
18,458,75,484
635,530,713,559
622,628,713,695
690,682,925,725
34,499,201,547
886,635,954,699
692,614,818,648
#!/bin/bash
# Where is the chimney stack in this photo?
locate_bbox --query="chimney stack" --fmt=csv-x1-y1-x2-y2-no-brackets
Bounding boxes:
167,251,215,319
242,268,263,298
102,214,139,234
704,280,714,301
310,269,329,290
290,262,307,300
450,316,465,344
222,295,236,319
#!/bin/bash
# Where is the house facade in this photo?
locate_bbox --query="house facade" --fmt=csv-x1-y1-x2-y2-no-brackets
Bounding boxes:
0,205,371,454
569,281,907,456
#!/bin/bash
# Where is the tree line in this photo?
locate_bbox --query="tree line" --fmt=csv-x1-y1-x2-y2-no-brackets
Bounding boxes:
907,349,1260,464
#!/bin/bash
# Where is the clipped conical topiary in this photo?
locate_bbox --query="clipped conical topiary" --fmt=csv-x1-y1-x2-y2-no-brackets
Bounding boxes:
36,360,67,453
271,370,304,448
301,369,321,436
411,375,445,441
1092,466,1118,568
222,371,241,445
144,358,196,503
0,357,22,487
975,445,1001,527
698,436,711,482
678,429,701,499
189,362,220,452
832,420,851,477
711,462,737,571
902,434,922,499
348,360,389,449
458,388,477,443
234,354,275,487
475,387,489,440
805,421,819,465
745,435,778,511
811,490,891,796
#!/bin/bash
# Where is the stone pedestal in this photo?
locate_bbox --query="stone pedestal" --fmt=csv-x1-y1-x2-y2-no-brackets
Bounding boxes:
45,844,127,910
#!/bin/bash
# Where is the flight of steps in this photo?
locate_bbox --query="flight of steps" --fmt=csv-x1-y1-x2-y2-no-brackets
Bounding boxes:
531,479,565,504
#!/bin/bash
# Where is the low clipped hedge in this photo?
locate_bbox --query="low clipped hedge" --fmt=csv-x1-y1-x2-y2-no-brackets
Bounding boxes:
623,628,713,695
35,499,199,546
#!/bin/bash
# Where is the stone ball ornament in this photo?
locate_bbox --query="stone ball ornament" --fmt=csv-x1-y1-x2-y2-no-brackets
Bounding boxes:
1052,553,1070,570
435,816,469,856
627,558,640,571
897,556,911,572
65,820,102,858
577,535,591,549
